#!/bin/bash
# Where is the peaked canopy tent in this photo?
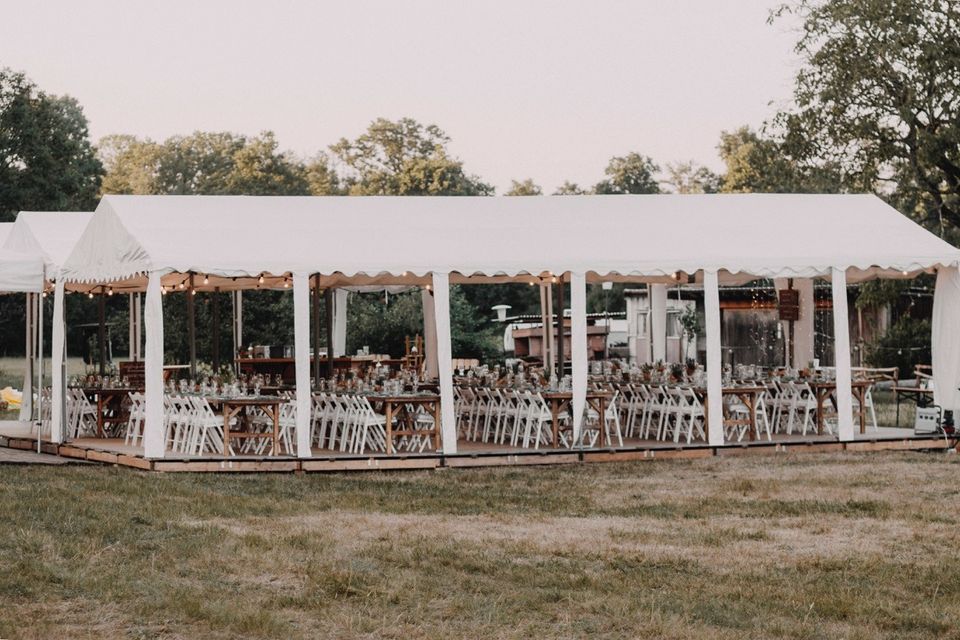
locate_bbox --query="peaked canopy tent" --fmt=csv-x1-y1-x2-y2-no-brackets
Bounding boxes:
0,214,87,423
56,193,960,459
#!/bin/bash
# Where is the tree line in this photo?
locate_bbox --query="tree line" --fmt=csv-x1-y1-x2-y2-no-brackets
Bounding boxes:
0,0,956,369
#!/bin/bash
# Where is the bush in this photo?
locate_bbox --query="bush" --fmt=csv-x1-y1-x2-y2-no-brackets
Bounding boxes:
864,316,930,379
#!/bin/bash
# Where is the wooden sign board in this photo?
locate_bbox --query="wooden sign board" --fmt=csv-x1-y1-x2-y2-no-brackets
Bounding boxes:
778,289,800,321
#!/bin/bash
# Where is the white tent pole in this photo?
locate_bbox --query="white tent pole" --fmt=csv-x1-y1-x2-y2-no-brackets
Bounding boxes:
293,274,312,458
50,279,66,444
650,283,667,363
421,288,439,379
143,272,165,458
832,268,855,441
431,273,457,454
37,284,44,448
704,270,725,447
932,266,960,418
333,289,348,357
20,292,33,421
570,272,588,445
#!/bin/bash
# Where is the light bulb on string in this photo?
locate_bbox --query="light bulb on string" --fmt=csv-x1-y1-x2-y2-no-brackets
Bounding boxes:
258,274,265,285
203,275,209,285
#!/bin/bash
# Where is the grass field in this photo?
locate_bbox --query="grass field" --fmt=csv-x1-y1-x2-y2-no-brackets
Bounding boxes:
1,452,958,639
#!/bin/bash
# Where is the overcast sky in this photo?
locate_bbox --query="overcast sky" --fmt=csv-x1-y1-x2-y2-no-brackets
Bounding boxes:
0,0,803,193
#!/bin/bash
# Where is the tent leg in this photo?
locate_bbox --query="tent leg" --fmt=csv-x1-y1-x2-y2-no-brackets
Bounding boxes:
143,273,165,458
832,268,855,441
293,274,312,457
570,273,587,445
432,273,457,454
704,270,724,447
36,290,44,450
51,281,66,444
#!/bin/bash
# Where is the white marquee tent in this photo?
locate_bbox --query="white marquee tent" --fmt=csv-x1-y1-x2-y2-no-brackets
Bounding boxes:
0,212,93,422
52,193,960,459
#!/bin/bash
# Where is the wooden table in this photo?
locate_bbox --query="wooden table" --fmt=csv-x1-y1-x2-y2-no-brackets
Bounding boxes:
808,379,872,434
76,387,140,437
375,394,441,455
541,391,613,447
692,386,767,441
705,386,767,441
217,396,286,456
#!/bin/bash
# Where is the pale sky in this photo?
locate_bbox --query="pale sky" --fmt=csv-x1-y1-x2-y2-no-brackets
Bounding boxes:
0,0,803,193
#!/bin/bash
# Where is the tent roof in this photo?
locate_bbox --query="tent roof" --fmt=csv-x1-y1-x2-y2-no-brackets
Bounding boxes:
58,194,960,286
3,211,94,274
0,221,45,293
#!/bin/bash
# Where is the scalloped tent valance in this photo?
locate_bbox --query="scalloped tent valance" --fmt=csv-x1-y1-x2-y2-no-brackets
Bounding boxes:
58,193,960,287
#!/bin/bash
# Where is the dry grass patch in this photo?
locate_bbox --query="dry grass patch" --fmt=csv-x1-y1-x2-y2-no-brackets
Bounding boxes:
0,451,958,638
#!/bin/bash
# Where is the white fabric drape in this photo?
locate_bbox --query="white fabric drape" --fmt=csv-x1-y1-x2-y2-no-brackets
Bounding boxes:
539,283,553,371
333,288,349,357
832,268,855,441
143,272,165,458
19,293,33,421
794,279,815,367
704,271,724,446
932,266,960,414
774,278,817,367
570,272,588,444
127,292,143,361
293,274,312,458
650,283,667,362
50,280,66,443
421,288,439,379
232,290,243,359
431,273,457,453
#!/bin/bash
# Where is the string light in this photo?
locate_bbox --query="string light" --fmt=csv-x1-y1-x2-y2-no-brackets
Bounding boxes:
258,274,265,284
178,282,185,290
87,292,94,299
283,280,290,289
203,275,209,285
107,288,114,296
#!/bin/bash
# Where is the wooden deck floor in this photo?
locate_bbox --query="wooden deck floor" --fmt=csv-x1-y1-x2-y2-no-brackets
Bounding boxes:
1,423,954,472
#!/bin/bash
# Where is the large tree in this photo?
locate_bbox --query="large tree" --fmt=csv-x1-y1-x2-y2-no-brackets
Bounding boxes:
593,152,661,194
772,0,960,228
0,69,102,222
664,161,722,194
504,178,542,196
330,118,493,196
717,126,842,193
100,131,313,196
